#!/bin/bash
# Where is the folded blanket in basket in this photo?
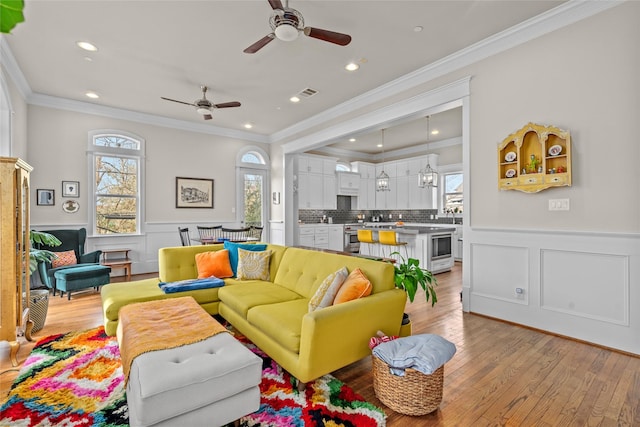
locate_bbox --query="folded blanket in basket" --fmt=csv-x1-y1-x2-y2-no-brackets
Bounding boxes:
372,334,456,376
158,277,225,293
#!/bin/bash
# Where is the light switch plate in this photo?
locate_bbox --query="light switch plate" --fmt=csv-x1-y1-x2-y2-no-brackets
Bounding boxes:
548,198,570,211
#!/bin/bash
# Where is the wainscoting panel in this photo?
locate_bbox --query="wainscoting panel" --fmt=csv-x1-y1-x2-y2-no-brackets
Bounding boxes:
463,227,640,355
540,249,629,325
470,243,529,305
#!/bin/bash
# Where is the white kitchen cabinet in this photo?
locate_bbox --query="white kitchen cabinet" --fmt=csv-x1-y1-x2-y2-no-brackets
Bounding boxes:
328,225,344,251
353,162,376,210
337,172,360,196
297,154,337,210
298,225,333,249
323,174,337,209
298,172,324,209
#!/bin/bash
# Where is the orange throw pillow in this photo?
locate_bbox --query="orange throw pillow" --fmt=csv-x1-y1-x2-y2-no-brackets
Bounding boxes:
51,250,77,268
333,268,372,305
195,250,233,279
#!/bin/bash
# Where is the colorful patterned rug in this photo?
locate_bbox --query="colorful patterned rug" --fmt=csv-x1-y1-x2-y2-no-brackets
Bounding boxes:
0,327,386,427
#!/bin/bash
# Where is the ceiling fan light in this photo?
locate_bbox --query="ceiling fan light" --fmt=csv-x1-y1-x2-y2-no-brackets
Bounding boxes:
275,24,299,41
196,107,210,115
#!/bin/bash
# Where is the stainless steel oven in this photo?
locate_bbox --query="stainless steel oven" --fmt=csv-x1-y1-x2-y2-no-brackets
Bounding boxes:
343,224,361,253
430,233,452,260
427,231,454,273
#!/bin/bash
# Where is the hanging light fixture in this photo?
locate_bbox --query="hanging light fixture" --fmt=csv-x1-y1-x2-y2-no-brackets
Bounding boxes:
376,128,390,192
418,116,438,188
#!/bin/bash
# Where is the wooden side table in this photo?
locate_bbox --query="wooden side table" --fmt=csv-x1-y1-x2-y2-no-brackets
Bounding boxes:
101,248,132,281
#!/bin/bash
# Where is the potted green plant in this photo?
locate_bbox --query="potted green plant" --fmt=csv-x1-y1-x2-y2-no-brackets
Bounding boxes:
29,230,62,273
391,253,437,336
25,230,61,333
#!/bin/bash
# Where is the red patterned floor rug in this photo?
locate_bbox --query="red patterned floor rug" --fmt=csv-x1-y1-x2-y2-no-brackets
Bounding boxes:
0,327,386,426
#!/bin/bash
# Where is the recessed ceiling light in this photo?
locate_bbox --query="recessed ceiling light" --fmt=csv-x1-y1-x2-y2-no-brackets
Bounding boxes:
76,41,98,52
289,96,300,103
349,138,356,142
244,123,253,129
377,143,383,148
345,62,359,71
431,129,440,135
85,91,99,99
413,26,423,32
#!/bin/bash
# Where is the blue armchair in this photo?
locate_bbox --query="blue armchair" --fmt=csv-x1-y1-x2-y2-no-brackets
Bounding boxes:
35,228,104,296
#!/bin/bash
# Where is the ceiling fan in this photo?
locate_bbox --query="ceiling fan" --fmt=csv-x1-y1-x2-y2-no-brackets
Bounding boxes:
244,0,352,54
161,86,241,120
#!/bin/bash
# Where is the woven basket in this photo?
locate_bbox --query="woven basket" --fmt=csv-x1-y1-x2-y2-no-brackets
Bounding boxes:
23,290,50,333
372,355,444,416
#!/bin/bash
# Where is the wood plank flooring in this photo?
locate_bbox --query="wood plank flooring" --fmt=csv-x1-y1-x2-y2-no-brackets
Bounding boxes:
2,263,639,425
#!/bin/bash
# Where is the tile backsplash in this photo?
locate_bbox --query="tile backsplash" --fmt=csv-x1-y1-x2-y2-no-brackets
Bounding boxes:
299,208,461,225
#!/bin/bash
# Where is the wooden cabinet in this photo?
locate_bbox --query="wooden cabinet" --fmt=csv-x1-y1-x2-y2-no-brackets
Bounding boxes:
1,157,33,366
498,122,571,193
328,225,344,251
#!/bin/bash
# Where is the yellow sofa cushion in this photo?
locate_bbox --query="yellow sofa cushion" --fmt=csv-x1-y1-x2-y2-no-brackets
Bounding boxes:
247,299,308,354
218,281,302,318
273,247,395,299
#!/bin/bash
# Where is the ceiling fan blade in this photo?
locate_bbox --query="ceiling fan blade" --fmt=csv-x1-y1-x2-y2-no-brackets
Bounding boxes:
243,34,275,54
161,97,195,107
203,114,213,120
268,0,283,10
213,101,241,109
303,27,352,46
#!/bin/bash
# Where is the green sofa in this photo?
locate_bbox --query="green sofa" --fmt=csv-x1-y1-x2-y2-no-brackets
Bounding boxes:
101,244,407,383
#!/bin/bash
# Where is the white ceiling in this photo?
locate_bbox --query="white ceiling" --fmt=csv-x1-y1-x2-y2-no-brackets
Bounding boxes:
4,0,565,153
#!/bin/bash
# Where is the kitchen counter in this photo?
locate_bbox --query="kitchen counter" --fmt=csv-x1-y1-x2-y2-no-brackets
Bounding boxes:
355,225,456,235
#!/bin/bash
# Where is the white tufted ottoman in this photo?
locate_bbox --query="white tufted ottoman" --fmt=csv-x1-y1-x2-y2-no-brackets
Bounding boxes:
118,298,262,427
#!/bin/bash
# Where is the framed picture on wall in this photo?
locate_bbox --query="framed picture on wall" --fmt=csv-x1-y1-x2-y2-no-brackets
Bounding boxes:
62,181,79,197
37,189,55,206
176,177,214,208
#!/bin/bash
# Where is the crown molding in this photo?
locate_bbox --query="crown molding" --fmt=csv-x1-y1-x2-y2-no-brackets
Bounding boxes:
28,92,268,143
0,36,31,100
271,0,624,144
2,0,623,145
314,136,462,161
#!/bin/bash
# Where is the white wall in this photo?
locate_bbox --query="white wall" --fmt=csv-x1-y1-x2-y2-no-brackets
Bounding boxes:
461,3,639,354
273,3,640,354
25,105,270,275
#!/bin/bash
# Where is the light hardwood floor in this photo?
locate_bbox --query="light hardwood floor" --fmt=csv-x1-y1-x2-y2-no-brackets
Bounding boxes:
2,263,638,426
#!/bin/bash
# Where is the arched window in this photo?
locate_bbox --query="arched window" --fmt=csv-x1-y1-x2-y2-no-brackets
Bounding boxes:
336,162,351,172
88,130,145,235
241,151,265,165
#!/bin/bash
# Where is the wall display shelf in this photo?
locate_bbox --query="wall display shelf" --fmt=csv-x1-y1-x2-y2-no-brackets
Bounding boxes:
498,122,571,193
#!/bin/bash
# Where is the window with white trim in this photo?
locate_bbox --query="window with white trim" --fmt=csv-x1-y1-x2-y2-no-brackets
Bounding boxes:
443,172,463,213
88,131,144,235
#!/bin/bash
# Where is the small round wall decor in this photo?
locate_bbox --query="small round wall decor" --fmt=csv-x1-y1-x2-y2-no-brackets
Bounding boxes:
62,200,79,213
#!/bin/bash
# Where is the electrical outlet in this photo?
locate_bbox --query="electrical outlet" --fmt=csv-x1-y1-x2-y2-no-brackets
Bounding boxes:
548,198,570,211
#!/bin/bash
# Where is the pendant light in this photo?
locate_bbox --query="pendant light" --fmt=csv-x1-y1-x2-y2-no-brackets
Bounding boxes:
376,128,390,192
418,116,438,188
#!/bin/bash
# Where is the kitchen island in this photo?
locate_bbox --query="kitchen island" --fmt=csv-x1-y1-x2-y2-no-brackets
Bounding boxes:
356,223,455,273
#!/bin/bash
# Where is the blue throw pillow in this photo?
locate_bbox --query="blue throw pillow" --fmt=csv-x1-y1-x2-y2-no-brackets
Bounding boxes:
223,241,268,276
